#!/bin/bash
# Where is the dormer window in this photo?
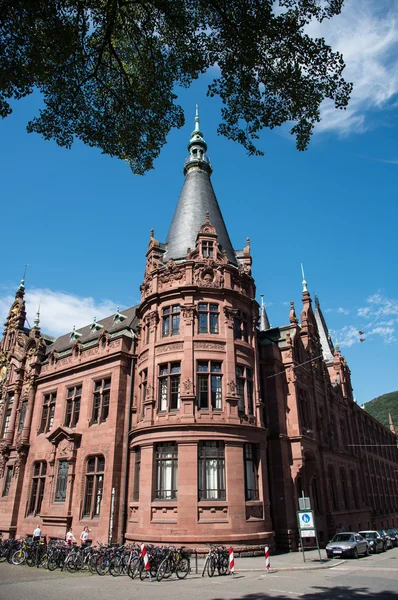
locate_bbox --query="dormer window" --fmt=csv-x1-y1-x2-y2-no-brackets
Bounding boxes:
202,241,213,258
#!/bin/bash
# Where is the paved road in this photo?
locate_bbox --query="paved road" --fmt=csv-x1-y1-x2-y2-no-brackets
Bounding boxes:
1,548,398,600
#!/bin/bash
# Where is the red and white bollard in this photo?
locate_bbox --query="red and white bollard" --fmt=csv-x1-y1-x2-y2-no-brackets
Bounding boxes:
228,547,235,576
141,543,151,579
265,545,270,571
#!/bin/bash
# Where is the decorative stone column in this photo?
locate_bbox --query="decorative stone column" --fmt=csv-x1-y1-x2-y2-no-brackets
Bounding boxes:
5,385,21,445
180,303,196,422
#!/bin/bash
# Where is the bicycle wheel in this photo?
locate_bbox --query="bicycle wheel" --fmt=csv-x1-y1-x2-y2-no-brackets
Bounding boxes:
96,556,110,576
26,551,36,567
47,555,58,571
66,555,77,572
127,556,141,579
207,555,216,577
176,557,190,579
39,553,49,569
110,556,122,577
218,554,229,575
11,549,26,565
157,558,172,582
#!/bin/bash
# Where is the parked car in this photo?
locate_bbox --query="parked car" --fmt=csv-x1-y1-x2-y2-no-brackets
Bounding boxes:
358,531,385,554
378,530,393,550
386,529,398,547
326,533,369,559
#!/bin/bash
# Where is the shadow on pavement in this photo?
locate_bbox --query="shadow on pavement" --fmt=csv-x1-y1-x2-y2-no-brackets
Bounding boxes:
212,587,398,600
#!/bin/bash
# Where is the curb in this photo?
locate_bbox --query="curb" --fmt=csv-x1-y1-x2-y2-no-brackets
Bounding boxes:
235,560,346,572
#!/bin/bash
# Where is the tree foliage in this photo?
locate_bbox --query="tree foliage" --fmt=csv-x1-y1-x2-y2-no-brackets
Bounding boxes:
0,0,352,173
363,391,398,430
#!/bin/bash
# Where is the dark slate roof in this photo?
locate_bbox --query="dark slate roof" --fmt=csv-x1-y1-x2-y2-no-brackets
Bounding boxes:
163,169,237,265
45,306,139,355
314,297,335,363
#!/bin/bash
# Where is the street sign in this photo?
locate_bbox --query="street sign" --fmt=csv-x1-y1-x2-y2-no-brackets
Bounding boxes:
297,510,315,529
298,496,311,510
301,529,316,538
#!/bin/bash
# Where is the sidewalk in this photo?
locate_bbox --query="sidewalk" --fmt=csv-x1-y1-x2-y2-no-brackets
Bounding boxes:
193,549,343,573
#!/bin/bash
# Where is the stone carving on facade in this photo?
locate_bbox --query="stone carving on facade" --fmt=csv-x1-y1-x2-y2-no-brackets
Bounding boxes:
193,261,225,289
145,310,159,330
158,260,185,286
140,275,153,298
227,380,237,395
223,306,238,328
155,342,184,354
0,441,10,478
194,341,224,351
181,305,195,323
146,384,154,399
58,439,75,458
183,379,193,394
231,268,250,295
13,450,26,478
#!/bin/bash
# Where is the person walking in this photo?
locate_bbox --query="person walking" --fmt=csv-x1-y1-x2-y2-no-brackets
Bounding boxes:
66,528,76,548
80,526,90,547
33,523,41,542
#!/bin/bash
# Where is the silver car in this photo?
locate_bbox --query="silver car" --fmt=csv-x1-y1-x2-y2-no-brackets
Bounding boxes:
326,532,369,559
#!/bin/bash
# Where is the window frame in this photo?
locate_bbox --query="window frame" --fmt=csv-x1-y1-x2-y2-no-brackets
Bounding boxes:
54,459,69,503
197,360,222,411
1,393,14,438
236,365,254,415
3,465,13,497
91,378,111,425
38,392,57,434
198,303,219,334
244,443,259,501
154,442,178,500
162,305,180,338
83,455,105,519
234,311,249,342
28,461,47,516
133,448,141,502
64,384,82,428
18,400,28,432
158,362,181,412
198,441,226,501
202,241,214,258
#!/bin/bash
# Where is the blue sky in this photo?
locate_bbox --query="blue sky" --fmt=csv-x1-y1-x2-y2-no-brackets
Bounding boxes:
0,0,397,404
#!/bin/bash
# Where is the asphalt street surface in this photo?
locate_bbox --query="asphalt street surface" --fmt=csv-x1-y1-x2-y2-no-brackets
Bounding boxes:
1,547,398,600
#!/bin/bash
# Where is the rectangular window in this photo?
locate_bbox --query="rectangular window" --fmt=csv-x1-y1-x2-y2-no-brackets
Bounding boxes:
1,393,14,437
197,361,222,410
202,241,214,258
28,462,46,515
155,443,178,500
162,305,180,337
236,366,254,414
38,392,56,434
54,460,69,502
234,312,249,342
198,303,219,334
64,385,82,428
158,363,180,411
244,444,259,500
83,456,105,518
3,466,12,497
198,441,225,500
18,401,28,431
91,378,111,424
140,370,148,416
133,448,141,501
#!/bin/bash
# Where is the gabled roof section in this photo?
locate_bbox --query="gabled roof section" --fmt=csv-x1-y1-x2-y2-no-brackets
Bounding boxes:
45,305,139,355
314,296,335,363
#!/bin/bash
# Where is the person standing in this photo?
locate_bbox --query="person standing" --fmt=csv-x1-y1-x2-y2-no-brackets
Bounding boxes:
33,523,41,542
80,526,90,547
65,528,76,548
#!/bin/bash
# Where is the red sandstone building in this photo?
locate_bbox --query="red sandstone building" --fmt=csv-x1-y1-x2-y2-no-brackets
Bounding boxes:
1,112,398,549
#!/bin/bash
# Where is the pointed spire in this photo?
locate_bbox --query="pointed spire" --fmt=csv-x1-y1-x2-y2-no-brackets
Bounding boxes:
389,413,396,434
289,301,298,324
164,107,237,264
33,304,40,329
314,295,335,363
194,104,200,132
301,263,307,293
259,295,271,331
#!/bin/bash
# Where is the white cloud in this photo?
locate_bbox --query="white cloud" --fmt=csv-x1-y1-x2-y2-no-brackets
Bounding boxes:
0,288,124,338
305,0,398,135
331,290,398,347
337,307,350,315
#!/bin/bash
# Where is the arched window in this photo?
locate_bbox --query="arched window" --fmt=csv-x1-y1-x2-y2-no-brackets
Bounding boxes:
328,465,338,511
28,461,47,515
83,455,104,518
311,477,321,514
